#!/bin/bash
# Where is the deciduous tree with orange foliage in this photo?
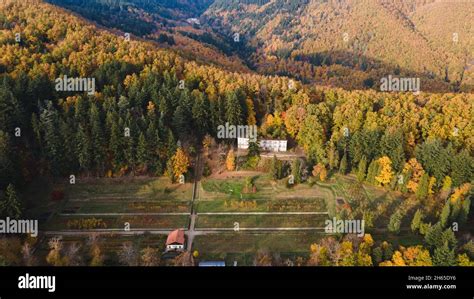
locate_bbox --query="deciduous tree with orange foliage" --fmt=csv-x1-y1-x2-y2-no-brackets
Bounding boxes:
226,149,235,171
379,246,432,266
171,147,190,181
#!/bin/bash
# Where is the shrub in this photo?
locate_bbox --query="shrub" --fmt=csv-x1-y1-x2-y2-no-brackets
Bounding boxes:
203,162,212,177
67,218,107,230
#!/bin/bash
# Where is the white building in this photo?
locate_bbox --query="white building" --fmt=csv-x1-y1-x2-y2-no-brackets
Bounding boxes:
186,18,200,25
259,139,287,152
237,138,287,152
237,137,250,150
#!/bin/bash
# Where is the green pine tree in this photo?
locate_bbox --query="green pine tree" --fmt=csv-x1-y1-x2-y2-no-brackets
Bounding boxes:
356,155,367,182
0,131,13,189
270,155,282,180
90,104,105,174
450,150,473,187
110,120,124,167
416,173,430,200
387,211,403,234
76,124,91,172
411,209,424,233
292,159,302,184
0,184,21,219
440,202,451,228
339,152,348,174
366,159,378,184
192,92,210,138
459,198,471,224
425,222,444,249
433,242,457,266
225,91,243,126
380,129,405,172
137,132,148,169
40,102,65,176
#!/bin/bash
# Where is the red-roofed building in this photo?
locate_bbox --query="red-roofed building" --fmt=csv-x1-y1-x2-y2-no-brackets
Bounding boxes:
166,229,186,252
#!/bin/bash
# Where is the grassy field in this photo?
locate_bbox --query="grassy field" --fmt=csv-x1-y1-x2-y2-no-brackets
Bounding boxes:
195,197,327,213
198,175,332,217
35,177,193,232
193,232,324,265
62,177,193,201
200,175,333,201
196,175,330,230
196,215,328,228
60,200,191,214
195,214,328,229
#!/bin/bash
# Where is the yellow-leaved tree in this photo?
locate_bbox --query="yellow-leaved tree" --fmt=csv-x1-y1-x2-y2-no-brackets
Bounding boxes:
375,156,393,186
450,183,471,204
172,147,190,180
379,246,432,266
226,149,236,171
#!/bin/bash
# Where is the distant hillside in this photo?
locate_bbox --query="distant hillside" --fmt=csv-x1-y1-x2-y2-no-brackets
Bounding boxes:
46,0,251,73
47,0,214,35
203,0,474,92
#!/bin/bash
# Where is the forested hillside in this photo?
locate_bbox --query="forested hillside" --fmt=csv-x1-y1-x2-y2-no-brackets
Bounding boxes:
204,0,474,92
48,0,214,35
46,0,250,72
0,0,472,196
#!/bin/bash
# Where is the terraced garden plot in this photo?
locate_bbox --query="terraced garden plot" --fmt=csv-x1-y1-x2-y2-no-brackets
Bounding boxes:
44,214,189,230
61,200,191,214
61,177,193,201
200,176,273,200
194,214,328,229
40,177,194,231
200,176,333,203
195,197,327,213
192,232,324,263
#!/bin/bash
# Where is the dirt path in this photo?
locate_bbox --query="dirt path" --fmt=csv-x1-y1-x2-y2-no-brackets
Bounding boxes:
185,152,203,251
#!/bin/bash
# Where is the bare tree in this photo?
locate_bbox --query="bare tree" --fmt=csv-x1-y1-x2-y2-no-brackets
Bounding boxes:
46,237,66,266
88,234,104,266
321,237,341,266
118,242,139,266
173,251,195,267
65,243,83,266
307,244,324,266
254,249,273,266
48,237,63,251
141,247,160,266
21,242,37,266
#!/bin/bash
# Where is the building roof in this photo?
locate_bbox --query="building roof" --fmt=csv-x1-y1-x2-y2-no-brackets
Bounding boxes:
238,137,287,142
166,229,185,245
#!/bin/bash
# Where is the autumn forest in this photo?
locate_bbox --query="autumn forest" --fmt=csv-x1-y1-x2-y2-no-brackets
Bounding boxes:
0,0,472,269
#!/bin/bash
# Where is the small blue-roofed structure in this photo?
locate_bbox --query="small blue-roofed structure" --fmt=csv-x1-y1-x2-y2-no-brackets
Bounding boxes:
199,261,226,267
